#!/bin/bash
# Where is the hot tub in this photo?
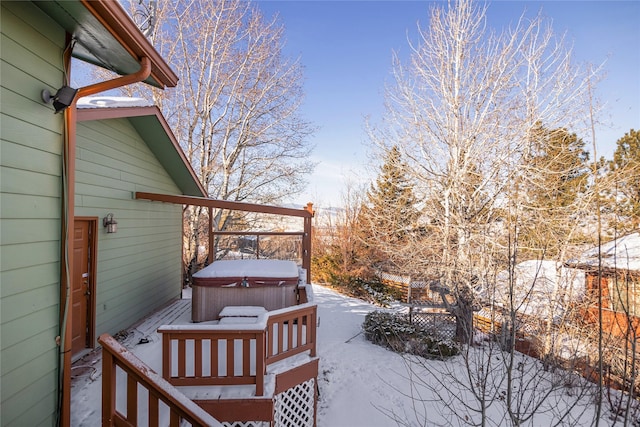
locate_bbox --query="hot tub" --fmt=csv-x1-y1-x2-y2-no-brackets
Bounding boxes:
191,259,300,322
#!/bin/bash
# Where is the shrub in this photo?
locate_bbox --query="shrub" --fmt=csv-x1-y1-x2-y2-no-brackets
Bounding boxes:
363,310,459,359
320,272,400,306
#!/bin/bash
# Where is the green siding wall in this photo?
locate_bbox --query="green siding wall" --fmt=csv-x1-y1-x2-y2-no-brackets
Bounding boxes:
0,2,65,426
76,118,183,341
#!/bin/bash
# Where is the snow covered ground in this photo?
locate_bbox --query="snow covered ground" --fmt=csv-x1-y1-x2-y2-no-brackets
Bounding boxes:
71,284,618,426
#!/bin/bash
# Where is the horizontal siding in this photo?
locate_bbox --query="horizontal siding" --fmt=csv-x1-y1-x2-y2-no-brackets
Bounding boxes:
0,118,62,173
76,118,184,342
1,309,58,426
0,84,62,132
0,2,65,426
0,326,57,376
2,345,58,394
0,113,62,155
0,218,59,245
0,240,60,271
0,193,60,220
78,120,166,175
1,303,59,353
0,282,60,330
1,165,62,196
0,55,62,110
2,366,58,427
77,120,180,192
1,2,66,68
0,263,59,298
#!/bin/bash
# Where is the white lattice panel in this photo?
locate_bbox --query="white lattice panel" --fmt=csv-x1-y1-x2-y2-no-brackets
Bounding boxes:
274,378,316,427
221,422,269,427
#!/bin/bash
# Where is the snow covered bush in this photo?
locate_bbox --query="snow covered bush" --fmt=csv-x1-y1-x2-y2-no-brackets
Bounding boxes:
363,311,459,359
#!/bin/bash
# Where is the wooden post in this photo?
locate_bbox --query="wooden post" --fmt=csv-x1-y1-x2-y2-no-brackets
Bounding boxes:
208,206,214,265
310,305,317,358
162,332,171,381
256,330,266,396
303,203,314,284
101,344,115,426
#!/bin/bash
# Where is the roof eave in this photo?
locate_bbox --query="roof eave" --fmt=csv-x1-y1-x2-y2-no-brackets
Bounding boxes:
79,0,178,88
33,0,177,89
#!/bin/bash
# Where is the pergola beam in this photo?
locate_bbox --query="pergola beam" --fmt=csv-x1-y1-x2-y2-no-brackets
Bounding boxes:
134,192,314,283
135,192,313,217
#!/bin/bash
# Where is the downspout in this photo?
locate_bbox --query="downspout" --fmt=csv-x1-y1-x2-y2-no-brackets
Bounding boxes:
59,56,152,427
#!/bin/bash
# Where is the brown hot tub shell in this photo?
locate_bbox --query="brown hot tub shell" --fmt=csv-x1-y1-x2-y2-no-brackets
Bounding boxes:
191,259,301,322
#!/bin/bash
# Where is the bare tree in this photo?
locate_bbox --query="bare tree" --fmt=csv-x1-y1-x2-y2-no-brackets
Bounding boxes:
366,0,604,424
368,0,597,339
116,0,317,269
311,178,368,286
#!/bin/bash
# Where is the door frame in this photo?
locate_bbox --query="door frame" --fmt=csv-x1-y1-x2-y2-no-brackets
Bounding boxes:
74,217,98,350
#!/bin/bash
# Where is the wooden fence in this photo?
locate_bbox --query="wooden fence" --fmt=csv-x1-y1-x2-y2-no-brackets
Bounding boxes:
379,272,449,306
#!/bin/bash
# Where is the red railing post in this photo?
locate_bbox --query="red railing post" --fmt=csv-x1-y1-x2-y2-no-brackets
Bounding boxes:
101,345,115,426
310,305,317,357
256,329,266,396
162,331,171,381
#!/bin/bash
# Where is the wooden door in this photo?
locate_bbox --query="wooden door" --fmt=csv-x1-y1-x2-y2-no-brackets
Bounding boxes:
72,219,95,355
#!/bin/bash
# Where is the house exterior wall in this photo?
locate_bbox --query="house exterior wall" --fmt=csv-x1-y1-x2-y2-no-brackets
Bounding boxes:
76,118,184,342
584,271,640,338
0,2,66,426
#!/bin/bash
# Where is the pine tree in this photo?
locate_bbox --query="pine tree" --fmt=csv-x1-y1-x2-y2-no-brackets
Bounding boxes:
357,146,421,274
609,129,640,231
519,123,591,258
528,124,590,208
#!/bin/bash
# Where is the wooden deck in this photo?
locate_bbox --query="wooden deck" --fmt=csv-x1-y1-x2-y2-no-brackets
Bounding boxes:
71,292,318,426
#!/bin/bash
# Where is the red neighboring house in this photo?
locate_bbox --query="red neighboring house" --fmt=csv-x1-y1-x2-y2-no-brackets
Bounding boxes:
566,232,640,339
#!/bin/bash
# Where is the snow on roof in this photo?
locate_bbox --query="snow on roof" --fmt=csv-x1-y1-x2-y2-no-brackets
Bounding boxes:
567,232,640,272
490,260,585,320
76,96,151,108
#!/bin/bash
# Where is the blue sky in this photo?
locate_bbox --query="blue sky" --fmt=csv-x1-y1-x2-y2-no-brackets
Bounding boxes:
255,1,640,207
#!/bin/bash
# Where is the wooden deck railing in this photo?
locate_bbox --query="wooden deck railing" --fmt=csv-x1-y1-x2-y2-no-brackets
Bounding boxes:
98,334,221,427
158,303,317,396
266,304,317,364
157,323,267,395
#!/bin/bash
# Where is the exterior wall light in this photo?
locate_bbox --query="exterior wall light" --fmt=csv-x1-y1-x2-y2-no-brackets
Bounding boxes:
103,213,118,234
41,85,79,113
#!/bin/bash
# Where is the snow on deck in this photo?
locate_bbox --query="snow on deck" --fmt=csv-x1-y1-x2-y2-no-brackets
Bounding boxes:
219,305,268,317
71,292,309,426
72,284,608,427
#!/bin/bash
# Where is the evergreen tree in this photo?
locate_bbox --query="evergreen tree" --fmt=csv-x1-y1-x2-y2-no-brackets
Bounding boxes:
528,124,590,207
609,129,640,231
519,123,591,258
357,146,421,274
